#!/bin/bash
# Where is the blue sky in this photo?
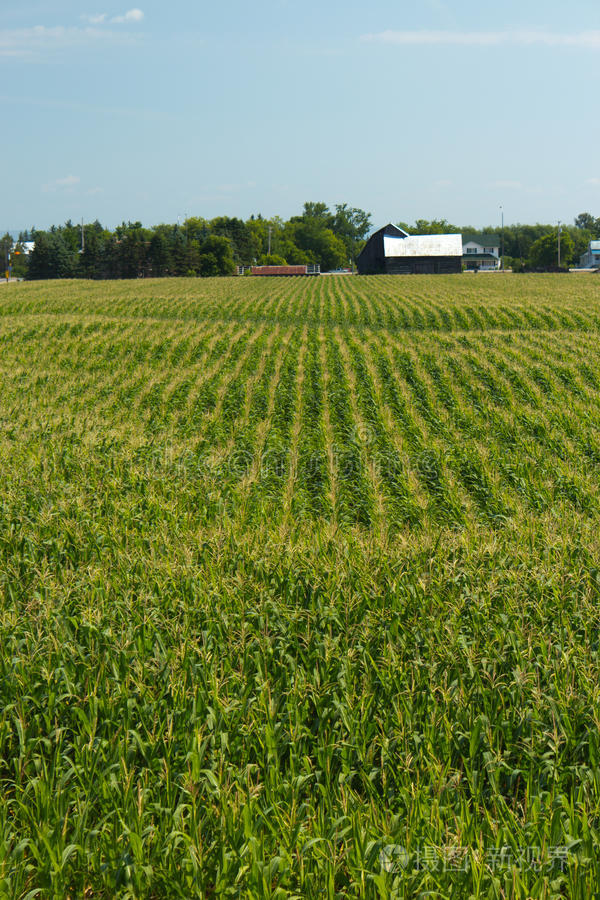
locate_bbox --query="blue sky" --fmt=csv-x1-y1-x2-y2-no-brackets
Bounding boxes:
2,0,600,232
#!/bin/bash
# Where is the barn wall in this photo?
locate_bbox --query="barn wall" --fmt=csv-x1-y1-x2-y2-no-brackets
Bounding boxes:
358,255,462,275
385,256,462,275
356,232,385,274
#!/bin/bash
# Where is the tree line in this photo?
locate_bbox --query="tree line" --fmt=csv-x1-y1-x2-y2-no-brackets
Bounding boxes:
3,206,600,279
4,203,371,280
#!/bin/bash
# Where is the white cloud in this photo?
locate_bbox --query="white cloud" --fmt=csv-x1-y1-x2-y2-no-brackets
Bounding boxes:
361,29,600,49
586,178,600,187
111,9,144,24
56,175,80,187
81,13,107,24
42,175,81,193
81,9,144,26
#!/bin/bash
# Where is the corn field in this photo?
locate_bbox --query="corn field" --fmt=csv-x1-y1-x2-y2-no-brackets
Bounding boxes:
1,274,600,897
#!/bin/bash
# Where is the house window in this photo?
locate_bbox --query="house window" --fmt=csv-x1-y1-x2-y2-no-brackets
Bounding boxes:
484,247,496,254
466,248,478,254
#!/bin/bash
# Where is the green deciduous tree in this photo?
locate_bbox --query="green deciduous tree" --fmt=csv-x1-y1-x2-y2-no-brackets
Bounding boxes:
198,235,236,276
210,217,254,265
331,204,372,263
286,214,347,271
411,218,458,235
258,253,288,266
528,230,574,268
575,212,600,234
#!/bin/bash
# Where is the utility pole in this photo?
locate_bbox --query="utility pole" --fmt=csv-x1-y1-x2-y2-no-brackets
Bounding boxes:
4,236,12,281
268,226,272,256
80,218,85,254
500,205,504,271
557,221,562,268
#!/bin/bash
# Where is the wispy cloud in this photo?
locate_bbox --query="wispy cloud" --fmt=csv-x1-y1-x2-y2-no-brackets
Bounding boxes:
81,13,107,25
0,14,144,60
82,9,144,25
361,29,600,49
42,174,81,193
112,9,144,24
0,10,145,60
587,178,600,187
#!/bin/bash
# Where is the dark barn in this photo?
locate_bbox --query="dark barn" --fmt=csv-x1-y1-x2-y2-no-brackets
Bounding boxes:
357,223,463,275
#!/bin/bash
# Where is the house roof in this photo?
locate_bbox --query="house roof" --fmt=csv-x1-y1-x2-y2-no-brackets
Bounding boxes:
384,234,463,258
462,252,498,260
463,234,500,246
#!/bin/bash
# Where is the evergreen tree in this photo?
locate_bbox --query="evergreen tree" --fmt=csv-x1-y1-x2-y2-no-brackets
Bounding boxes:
28,232,77,279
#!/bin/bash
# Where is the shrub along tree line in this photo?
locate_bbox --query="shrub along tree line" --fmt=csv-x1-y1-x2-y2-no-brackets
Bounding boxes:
6,208,600,280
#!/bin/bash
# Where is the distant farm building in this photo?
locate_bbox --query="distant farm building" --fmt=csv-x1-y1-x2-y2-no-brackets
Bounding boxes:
462,233,501,270
356,224,462,275
579,241,600,269
17,241,35,255
236,264,320,276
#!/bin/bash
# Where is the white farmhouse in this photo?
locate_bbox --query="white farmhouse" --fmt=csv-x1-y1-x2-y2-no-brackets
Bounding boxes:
462,233,501,270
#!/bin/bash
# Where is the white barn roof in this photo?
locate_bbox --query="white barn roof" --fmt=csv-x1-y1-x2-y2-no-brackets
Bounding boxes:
383,234,463,258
